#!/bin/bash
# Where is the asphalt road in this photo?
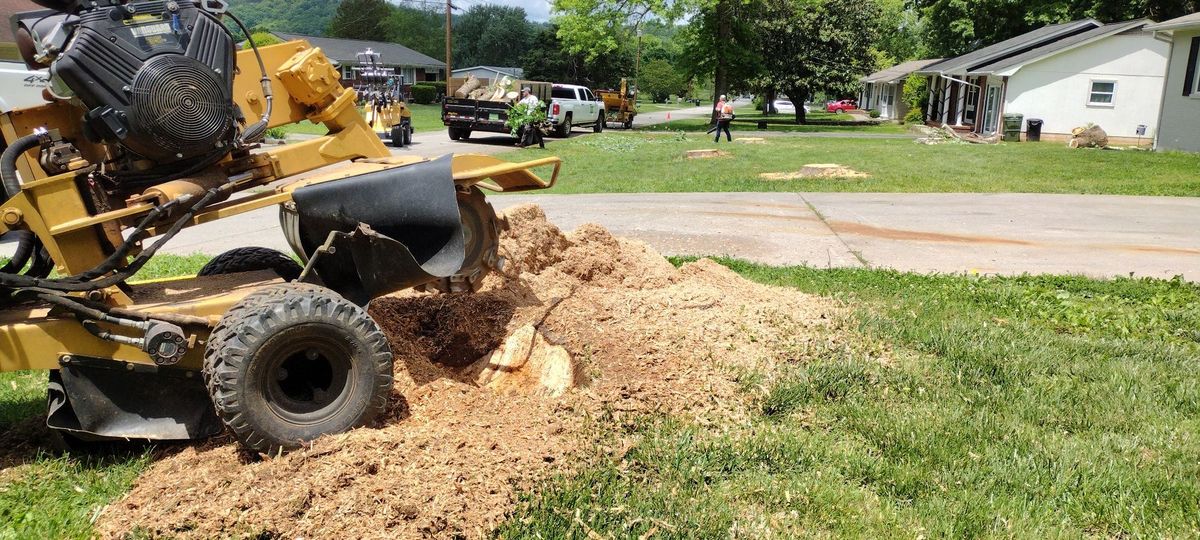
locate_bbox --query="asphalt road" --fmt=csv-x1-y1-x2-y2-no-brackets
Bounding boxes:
153,191,1200,282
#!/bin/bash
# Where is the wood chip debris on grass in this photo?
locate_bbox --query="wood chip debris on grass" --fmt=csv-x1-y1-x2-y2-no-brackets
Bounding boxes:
95,205,839,539
760,164,870,180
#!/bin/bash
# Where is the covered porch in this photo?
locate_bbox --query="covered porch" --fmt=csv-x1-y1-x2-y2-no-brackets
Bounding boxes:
924,74,1005,135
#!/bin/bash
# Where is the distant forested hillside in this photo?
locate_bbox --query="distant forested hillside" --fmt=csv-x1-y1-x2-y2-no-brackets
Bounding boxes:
226,0,339,36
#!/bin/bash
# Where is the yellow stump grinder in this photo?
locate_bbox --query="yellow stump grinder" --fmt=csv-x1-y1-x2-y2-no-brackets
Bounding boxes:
0,0,559,453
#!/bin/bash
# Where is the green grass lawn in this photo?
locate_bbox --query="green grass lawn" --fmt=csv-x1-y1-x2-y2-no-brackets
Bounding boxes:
0,255,210,540
3,253,1200,537
276,103,444,137
501,133,1200,196
499,262,1200,537
637,102,701,112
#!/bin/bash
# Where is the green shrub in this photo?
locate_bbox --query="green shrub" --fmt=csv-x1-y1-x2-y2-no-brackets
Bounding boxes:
411,84,437,105
868,109,881,119
901,75,928,124
423,81,447,95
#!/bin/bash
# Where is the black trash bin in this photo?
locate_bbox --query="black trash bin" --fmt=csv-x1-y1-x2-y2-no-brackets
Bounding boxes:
1026,118,1044,142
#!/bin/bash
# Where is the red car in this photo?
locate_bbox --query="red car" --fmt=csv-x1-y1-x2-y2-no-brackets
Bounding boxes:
826,99,857,113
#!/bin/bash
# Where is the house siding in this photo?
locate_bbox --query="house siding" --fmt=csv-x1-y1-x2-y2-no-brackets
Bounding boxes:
1002,33,1168,139
1156,29,1200,152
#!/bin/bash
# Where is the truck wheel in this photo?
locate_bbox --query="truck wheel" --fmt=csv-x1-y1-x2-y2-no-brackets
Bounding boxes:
555,116,572,138
461,130,472,140
204,283,393,454
417,186,500,294
390,125,405,148
403,125,414,146
198,247,303,282
448,128,461,141
594,113,605,133
623,120,633,129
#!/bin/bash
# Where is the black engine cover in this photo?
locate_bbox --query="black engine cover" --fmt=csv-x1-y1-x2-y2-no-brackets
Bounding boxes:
52,1,236,164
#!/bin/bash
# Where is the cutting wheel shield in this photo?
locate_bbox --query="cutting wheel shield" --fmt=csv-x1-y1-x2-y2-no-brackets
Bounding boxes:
288,155,465,304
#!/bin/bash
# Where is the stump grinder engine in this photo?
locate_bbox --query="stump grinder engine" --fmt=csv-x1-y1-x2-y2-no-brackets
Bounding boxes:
0,0,559,453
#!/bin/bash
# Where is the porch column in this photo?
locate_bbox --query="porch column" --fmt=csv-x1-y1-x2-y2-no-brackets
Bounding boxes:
926,76,936,122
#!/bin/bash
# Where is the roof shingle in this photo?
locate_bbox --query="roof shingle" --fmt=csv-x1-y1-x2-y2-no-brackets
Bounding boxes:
968,19,1152,75
862,58,944,83
271,32,444,69
919,19,1103,75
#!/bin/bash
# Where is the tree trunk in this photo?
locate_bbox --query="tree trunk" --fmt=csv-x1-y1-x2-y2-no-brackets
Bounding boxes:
787,86,808,124
711,0,732,125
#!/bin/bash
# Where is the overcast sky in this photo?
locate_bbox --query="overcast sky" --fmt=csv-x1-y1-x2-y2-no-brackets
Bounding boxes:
459,0,554,22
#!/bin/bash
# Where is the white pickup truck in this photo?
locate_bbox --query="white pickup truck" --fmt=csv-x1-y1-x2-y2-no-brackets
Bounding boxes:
548,84,606,138
0,61,49,114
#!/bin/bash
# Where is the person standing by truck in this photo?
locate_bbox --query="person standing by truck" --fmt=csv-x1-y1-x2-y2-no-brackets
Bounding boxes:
714,99,734,143
517,87,546,149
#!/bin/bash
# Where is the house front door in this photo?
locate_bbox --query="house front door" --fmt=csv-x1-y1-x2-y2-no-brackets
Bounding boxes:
981,83,1002,134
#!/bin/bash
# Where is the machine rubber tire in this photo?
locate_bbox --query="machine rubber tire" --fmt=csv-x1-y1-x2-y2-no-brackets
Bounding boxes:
390,125,405,148
198,247,303,282
403,125,414,146
417,186,501,294
593,114,605,133
555,116,572,138
623,120,633,129
203,283,393,454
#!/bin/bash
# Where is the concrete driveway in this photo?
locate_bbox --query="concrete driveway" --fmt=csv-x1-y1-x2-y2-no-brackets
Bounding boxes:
152,191,1200,282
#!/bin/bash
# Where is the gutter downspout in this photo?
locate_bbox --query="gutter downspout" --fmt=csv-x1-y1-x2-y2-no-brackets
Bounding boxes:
940,74,982,89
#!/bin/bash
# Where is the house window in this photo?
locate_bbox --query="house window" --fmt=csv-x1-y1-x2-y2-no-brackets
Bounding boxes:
1185,36,1200,96
1088,80,1116,106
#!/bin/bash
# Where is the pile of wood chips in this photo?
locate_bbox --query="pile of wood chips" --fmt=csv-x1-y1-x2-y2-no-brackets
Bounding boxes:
94,205,839,539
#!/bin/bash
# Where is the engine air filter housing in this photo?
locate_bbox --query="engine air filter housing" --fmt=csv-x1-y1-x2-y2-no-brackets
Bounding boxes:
128,55,234,161
51,1,236,164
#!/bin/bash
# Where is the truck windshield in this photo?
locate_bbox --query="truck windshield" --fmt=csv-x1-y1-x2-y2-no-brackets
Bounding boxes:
552,87,576,100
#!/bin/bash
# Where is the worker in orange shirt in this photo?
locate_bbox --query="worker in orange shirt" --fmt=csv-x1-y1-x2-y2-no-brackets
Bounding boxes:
714,98,734,143
706,94,727,135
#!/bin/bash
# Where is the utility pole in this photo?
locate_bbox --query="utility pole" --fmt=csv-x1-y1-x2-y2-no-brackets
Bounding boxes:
445,0,453,84
633,22,643,95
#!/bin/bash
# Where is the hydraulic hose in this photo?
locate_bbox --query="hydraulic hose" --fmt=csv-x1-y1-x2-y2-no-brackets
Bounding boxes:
224,11,273,144
0,187,223,292
1,134,38,199
0,230,36,273
0,134,42,275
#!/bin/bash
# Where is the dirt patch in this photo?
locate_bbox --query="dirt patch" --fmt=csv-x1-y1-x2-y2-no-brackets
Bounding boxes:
829,221,1035,246
95,204,837,539
760,164,869,180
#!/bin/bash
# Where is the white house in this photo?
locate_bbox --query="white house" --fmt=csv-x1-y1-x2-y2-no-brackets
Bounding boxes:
1146,13,1200,152
919,19,1169,144
859,58,942,120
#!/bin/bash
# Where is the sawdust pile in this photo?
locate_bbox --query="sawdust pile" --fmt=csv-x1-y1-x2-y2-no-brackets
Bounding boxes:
760,164,869,180
96,205,836,539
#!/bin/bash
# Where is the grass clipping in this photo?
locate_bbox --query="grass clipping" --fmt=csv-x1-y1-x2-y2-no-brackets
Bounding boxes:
96,205,835,539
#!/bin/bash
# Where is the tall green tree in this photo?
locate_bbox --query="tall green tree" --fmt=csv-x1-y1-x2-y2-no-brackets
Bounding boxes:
327,0,394,42
385,5,445,60
453,5,538,69
639,58,689,101
522,25,633,87
914,0,1200,57
750,0,882,124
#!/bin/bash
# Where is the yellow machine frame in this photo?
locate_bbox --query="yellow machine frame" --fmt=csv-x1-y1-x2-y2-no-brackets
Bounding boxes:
0,41,560,374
